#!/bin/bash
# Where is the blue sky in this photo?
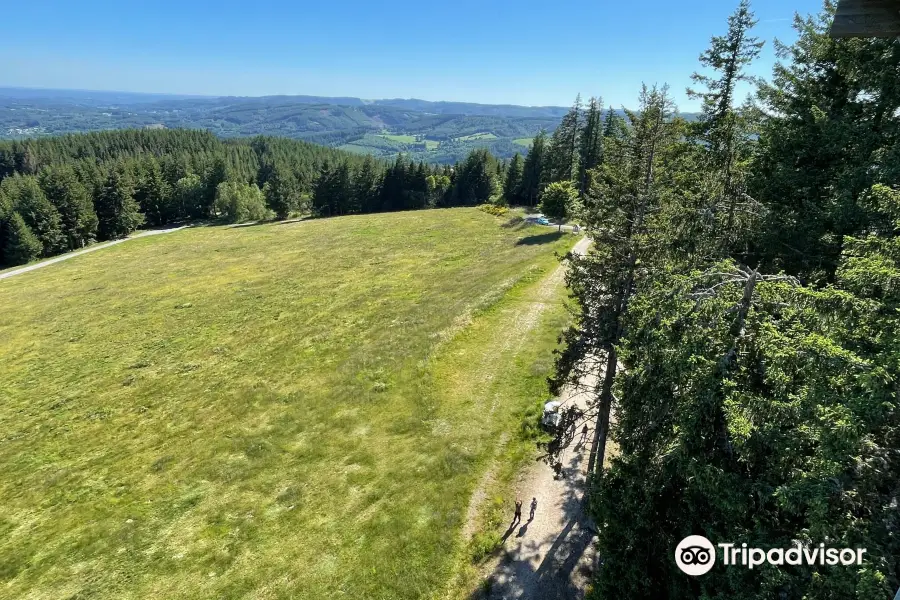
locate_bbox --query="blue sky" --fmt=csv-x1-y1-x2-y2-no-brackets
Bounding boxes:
2,0,825,110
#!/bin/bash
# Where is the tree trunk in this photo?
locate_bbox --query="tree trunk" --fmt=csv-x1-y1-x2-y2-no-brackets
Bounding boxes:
586,345,618,480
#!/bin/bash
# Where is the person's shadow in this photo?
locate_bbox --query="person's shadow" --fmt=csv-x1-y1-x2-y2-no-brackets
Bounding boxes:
502,518,520,542
516,503,537,538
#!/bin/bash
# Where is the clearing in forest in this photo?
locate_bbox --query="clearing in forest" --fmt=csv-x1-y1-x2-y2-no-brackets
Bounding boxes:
0,208,573,599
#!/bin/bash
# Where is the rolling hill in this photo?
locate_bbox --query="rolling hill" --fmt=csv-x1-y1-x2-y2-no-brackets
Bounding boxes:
0,88,567,164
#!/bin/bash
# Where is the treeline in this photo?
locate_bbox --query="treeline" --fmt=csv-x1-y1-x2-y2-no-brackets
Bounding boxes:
537,2,899,598
0,128,518,267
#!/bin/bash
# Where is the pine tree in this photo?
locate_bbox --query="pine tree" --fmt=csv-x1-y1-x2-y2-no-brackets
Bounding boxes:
543,95,582,184
520,131,547,206
752,4,900,279
95,166,145,240
199,156,230,219
687,0,764,251
263,164,302,219
601,106,626,140
502,153,524,206
39,165,98,250
134,158,171,226
576,97,604,198
3,212,42,265
352,156,380,213
552,85,680,480
450,149,497,205
2,174,64,256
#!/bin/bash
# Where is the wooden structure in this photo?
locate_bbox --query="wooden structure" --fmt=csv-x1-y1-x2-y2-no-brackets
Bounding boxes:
830,0,900,37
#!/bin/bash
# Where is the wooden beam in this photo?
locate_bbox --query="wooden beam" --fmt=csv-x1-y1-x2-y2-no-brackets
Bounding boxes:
830,0,900,38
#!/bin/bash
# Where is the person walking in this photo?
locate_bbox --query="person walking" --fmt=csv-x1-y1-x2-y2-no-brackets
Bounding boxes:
529,497,537,521
513,498,523,524
580,424,589,444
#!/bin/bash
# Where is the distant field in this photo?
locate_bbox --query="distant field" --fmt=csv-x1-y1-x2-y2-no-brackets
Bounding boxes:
512,137,533,147
455,132,497,141
378,133,417,143
0,209,573,599
424,139,439,150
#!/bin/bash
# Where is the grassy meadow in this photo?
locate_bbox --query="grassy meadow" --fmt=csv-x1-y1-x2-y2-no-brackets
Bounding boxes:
0,209,574,599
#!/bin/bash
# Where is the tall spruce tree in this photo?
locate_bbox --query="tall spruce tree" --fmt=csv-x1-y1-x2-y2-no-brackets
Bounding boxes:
39,165,97,250
95,166,145,240
602,105,626,140
520,131,547,206
687,0,764,252
133,158,171,227
543,95,582,184
353,155,381,213
552,85,680,480
577,97,604,198
263,164,302,219
502,153,524,206
3,212,42,265
2,174,64,256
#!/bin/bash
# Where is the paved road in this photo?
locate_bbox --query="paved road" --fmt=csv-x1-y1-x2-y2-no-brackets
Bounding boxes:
473,236,596,600
0,226,188,282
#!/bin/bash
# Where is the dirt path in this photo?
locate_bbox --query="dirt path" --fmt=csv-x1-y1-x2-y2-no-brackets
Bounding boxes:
475,236,597,600
0,226,188,282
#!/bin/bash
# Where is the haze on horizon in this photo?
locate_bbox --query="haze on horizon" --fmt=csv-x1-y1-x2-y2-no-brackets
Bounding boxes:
1,0,823,112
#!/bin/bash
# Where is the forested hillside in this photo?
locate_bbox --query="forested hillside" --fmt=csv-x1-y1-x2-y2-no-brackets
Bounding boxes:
529,2,900,598
0,90,566,163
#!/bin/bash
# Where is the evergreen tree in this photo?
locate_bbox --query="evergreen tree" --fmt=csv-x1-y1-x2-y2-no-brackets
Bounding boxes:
353,155,381,213
752,3,900,280
543,95,582,184
552,85,680,479
3,212,42,265
134,158,172,226
601,105,626,140
198,156,230,219
577,97,604,198
520,130,547,206
39,165,97,249
450,149,498,205
312,160,353,216
687,0,764,252
95,166,145,240
502,153,524,206
379,156,408,212
2,174,64,256
263,164,302,219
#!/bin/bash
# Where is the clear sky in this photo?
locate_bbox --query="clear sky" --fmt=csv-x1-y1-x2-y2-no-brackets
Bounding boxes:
1,0,826,111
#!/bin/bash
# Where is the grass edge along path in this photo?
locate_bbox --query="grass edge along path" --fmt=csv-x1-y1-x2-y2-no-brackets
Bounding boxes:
434,244,577,600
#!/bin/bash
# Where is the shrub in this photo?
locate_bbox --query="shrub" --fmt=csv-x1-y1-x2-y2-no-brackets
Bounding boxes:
477,203,509,217
213,181,271,223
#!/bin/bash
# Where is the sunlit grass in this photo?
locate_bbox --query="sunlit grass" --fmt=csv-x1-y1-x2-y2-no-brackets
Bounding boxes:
0,208,573,599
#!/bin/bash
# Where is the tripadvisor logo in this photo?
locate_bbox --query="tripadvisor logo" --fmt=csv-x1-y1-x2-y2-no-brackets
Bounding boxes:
675,535,867,576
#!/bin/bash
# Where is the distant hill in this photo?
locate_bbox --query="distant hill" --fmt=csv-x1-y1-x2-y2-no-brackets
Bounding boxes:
0,87,695,163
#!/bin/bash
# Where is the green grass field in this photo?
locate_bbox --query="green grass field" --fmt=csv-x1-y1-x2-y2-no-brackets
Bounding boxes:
454,132,497,142
512,137,533,148
0,209,574,599
378,133,417,143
